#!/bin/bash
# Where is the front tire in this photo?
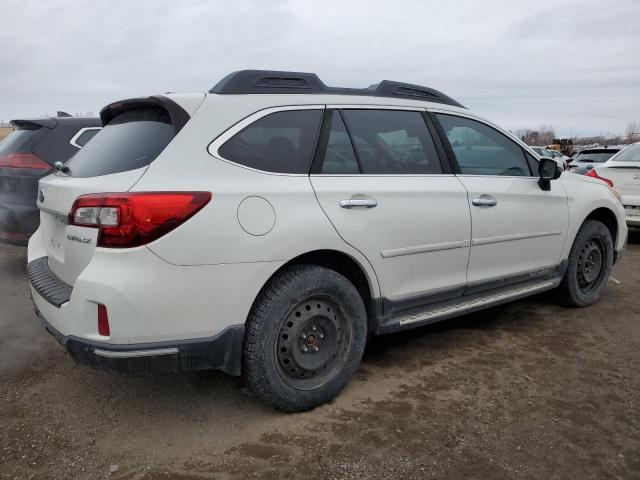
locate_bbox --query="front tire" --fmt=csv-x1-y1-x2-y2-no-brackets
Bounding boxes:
557,220,613,307
243,265,367,412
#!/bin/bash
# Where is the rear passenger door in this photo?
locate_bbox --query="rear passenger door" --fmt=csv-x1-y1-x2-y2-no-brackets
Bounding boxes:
431,112,569,287
310,107,471,311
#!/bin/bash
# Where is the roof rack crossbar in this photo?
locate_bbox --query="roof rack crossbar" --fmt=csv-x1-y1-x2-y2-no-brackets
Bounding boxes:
209,70,465,108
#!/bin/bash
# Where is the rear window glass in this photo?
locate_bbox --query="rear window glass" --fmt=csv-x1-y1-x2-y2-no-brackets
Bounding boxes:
0,125,43,156
574,151,617,163
218,110,322,174
610,144,640,162
65,108,174,178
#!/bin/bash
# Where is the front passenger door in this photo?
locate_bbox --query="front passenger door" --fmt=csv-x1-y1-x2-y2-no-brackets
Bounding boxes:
433,113,569,287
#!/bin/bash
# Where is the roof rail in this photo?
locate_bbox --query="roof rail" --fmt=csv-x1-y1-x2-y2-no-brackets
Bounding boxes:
209,70,465,108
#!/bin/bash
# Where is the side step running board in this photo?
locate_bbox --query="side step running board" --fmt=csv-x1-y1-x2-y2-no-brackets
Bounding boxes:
377,278,560,334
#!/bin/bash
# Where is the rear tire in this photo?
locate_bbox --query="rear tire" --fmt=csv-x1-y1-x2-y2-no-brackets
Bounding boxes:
557,220,613,307
242,265,367,412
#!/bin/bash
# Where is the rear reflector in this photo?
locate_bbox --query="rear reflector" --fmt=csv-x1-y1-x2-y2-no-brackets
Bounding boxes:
0,153,52,171
586,169,614,187
97,304,110,336
69,192,212,248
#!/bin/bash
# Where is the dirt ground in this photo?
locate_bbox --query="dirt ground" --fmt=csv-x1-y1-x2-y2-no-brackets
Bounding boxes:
0,127,13,141
1,233,639,479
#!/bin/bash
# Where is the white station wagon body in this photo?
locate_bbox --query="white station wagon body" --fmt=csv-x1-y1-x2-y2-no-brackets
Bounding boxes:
27,70,627,410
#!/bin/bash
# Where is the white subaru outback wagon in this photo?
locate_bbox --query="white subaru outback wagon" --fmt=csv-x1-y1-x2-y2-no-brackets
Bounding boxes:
28,70,627,411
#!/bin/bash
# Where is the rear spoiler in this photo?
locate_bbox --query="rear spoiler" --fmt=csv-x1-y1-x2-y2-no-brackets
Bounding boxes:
99,95,190,134
10,118,57,129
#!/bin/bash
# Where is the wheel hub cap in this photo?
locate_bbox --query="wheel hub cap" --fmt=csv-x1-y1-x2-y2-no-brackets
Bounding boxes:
577,239,605,293
276,298,346,386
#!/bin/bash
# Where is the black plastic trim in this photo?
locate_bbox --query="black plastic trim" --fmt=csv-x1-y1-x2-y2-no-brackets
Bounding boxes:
27,257,72,308
421,112,454,175
338,110,364,174
427,111,461,174
209,70,465,108
309,109,333,174
37,310,245,376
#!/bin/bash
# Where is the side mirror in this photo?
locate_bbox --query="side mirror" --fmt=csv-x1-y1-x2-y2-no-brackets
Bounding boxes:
538,157,562,191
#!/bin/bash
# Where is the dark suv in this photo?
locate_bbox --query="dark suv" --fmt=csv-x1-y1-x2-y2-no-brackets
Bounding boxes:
0,115,100,244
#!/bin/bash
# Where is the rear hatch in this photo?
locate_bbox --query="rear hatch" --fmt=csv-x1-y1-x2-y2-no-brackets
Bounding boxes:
597,144,640,202
0,120,54,202
0,121,53,240
36,99,181,286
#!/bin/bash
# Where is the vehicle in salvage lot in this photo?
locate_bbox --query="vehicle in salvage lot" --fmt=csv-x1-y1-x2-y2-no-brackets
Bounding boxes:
0,115,100,244
586,142,640,228
27,70,628,411
567,146,622,175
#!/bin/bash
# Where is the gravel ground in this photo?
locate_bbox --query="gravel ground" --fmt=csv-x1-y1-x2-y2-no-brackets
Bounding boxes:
1,233,639,479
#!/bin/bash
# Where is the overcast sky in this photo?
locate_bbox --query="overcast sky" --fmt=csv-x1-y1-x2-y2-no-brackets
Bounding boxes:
1,0,638,137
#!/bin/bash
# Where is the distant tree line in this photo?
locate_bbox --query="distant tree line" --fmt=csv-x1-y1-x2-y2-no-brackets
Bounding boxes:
515,125,556,146
626,120,640,144
515,121,640,146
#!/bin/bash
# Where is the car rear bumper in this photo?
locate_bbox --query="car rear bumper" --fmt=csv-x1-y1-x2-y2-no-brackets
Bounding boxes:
36,307,245,375
26,229,284,374
623,201,640,228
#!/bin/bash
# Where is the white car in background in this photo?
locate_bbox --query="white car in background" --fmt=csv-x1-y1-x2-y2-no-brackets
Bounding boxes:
531,146,568,170
27,70,628,411
588,142,640,227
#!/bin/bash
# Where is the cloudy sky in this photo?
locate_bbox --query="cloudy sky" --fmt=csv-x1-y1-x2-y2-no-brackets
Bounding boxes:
1,0,638,137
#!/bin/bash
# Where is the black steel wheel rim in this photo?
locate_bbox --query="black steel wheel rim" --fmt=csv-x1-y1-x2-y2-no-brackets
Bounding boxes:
577,237,605,294
276,296,351,390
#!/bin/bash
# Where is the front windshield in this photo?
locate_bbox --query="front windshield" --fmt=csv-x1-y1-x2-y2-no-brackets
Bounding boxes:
611,144,640,162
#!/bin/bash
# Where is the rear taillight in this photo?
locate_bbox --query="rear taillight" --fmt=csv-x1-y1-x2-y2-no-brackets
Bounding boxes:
586,169,614,187
69,192,211,248
0,153,52,171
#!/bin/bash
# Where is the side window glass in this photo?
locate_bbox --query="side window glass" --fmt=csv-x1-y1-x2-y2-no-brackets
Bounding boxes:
341,110,443,174
218,110,322,174
435,114,531,176
320,112,359,174
74,128,100,147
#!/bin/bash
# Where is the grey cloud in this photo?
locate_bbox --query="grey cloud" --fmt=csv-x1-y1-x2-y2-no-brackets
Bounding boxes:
0,0,638,137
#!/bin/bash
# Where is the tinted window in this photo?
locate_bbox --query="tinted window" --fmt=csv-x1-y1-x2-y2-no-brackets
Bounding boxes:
218,110,322,174
612,144,640,162
320,112,359,174
436,114,531,176
74,128,100,147
65,108,174,178
0,125,44,156
341,110,442,174
575,151,617,163
525,152,539,174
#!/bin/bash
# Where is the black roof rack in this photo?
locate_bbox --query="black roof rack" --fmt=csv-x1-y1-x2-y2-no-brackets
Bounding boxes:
209,70,465,108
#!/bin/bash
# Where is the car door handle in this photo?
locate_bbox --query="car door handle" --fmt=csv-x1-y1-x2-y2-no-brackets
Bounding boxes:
472,196,498,207
339,198,378,209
